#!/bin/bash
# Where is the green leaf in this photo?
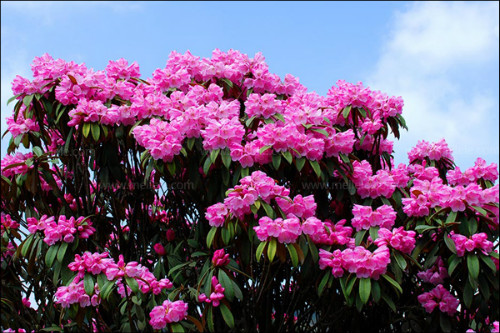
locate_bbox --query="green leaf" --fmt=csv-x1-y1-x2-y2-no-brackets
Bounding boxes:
262,201,274,218
23,94,34,107
447,254,461,276
170,323,185,333
286,244,299,267
245,115,256,127
296,157,306,172
84,274,95,295
45,244,59,268
372,280,381,303
187,137,195,150
241,167,249,178
355,230,367,246
415,225,438,233
33,146,44,157
21,234,35,258
308,239,319,262
440,313,451,332
82,123,91,138
443,233,457,254
359,278,371,304
467,254,480,280
311,128,329,137
480,254,497,272
267,238,277,262
369,227,379,241
220,78,233,88
207,305,215,332
125,276,140,294
259,145,272,154
282,150,293,164
393,251,407,271
342,105,352,119
445,211,457,224
220,303,235,329
463,280,473,308
203,157,212,175
218,270,234,301
256,241,266,262
309,160,321,178
91,123,100,141
318,273,330,297
232,280,243,300
472,206,487,216
272,154,281,170
381,274,403,294
207,227,217,248
273,113,285,123
382,294,396,312
40,326,63,332
221,150,231,169
7,94,21,105
167,162,176,176
57,242,68,263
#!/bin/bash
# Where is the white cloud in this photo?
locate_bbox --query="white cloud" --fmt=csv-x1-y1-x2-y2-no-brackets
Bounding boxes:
369,1,499,168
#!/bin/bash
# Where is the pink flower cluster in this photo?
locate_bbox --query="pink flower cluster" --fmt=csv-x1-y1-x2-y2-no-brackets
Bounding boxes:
198,276,226,307
6,106,40,138
351,160,395,198
245,93,284,119
302,218,353,245
417,284,459,316
402,175,499,216
275,195,317,219
149,299,188,329
325,80,404,122
55,279,100,308
374,227,416,254
212,249,230,266
447,158,499,186
320,245,391,279
1,152,34,178
408,139,454,163
27,215,95,245
64,252,173,298
206,171,289,224
133,119,183,162
450,232,494,257
1,213,19,235
417,257,449,285
254,216,302,244
351,204,396,231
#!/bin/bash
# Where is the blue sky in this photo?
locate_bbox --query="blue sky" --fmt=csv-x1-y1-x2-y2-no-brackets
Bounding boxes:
1,1,499,169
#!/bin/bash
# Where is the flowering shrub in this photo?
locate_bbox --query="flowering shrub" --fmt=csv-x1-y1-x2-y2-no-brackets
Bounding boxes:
0,50,498,332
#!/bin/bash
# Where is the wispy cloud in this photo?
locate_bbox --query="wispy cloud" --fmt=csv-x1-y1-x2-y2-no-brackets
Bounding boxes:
368,1,499,168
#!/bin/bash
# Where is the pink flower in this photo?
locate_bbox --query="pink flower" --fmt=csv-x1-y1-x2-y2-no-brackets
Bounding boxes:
205,203,228,227
451,232,493,257
374,227,416,254
153,243,166,256
351,204,396,231
149,300,188,329
212,249,230,267
417,284,459,316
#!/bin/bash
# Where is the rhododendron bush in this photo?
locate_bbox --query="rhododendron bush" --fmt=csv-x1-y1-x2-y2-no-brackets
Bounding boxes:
1,50,499,332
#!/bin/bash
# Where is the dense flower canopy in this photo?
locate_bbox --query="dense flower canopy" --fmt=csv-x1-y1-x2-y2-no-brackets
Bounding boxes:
1,50,498,332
